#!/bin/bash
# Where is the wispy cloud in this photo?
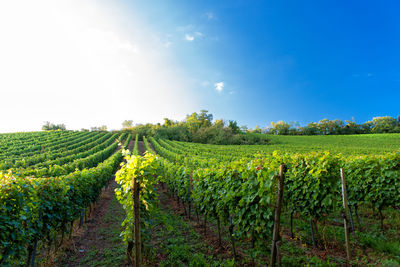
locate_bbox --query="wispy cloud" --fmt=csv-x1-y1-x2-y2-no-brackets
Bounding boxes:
177,25,194,32
214,82,224,92
185,34,194,41
163,41,172,48
184,32,203,42
204,12,215,20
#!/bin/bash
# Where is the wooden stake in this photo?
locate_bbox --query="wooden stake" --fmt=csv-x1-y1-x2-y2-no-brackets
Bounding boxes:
204,214,207,236
229,215,237,260
310,218,316,248
270,164,285,267
217,217,222,247
290,211,294,239
340,168,351,263
69,221,74,239
133,176,141,267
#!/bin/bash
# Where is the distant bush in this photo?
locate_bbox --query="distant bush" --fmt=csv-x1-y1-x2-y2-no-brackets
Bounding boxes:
124,110,270,145
42,121,66,131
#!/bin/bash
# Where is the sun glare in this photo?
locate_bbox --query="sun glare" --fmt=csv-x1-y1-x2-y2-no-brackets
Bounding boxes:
0,0,195,132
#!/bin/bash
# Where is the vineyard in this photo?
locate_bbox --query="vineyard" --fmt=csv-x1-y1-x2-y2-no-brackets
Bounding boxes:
1,131,400,266
0,131,131,266
116,135,400,266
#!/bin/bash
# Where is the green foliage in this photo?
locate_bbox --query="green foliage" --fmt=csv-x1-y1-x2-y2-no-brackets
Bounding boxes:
150,136,400,249
125,110,269,145
0,131,129,265
0,151,123,265
115,152,159,244
42,121,66,131
370,116,398,133
122,120,133,129
285,152,341,218
152,137,279,241
268,115,400,135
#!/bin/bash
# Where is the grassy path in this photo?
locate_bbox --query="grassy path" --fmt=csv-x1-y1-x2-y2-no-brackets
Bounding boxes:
56,140,135,267
145,184,235,266
58,141,232,266
58,180,127,266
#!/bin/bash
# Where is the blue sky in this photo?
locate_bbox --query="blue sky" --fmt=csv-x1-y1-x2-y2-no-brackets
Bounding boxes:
119,0,400,127
0,0,399,132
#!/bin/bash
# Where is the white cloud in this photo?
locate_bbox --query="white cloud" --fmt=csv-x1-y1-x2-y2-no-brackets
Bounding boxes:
214,82,224,92
185,34,195,41
0,0,196,132
184,32,203,42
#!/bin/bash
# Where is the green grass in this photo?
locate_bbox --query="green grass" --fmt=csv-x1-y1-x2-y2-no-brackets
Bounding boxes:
79,192,126,266
264,133,400,155
173,133,400,158
147,203,235,266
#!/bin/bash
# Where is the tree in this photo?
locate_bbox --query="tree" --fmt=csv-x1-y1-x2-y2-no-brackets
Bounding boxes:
228,120,240,134
303,122,319,135
343,120,360,135
90,126,107,131
42,121,51,131
122,120,133,129
240,125,248,133
370,116,397,133
199,110,213,127
163,118,174,127
185,110,213,132
42,122,66,131
360,122,373,134
270,121,290,135
251,125,262,134
214,119,225,128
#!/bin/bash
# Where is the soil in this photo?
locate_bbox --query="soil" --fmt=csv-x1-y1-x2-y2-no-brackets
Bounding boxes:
57,138,350,266
156,183,238,262
137,141,145,155
57,180,127,267
56,139,136,267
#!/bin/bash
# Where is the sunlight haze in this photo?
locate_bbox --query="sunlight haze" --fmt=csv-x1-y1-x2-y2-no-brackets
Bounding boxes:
0,0,196,132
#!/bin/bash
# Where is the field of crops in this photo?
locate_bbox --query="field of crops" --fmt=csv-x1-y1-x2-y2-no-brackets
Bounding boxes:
178,133,400,156
0,131,131,265
1,131,400,266
116,135,400,266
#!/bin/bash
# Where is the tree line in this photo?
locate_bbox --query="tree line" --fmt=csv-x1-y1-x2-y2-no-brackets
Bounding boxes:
122,110,269,145
266,116,400,135
122,113,400,145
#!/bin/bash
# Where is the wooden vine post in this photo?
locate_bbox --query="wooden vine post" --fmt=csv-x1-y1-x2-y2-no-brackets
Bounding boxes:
340,168,351,263
133,176,141,267
270,164,286,267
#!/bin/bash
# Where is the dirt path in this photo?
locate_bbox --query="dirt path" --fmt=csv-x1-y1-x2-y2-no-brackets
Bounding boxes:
58,180,127,267
127,137,135,151
57,139,136,266
137,140,145,155
58,139,234,266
